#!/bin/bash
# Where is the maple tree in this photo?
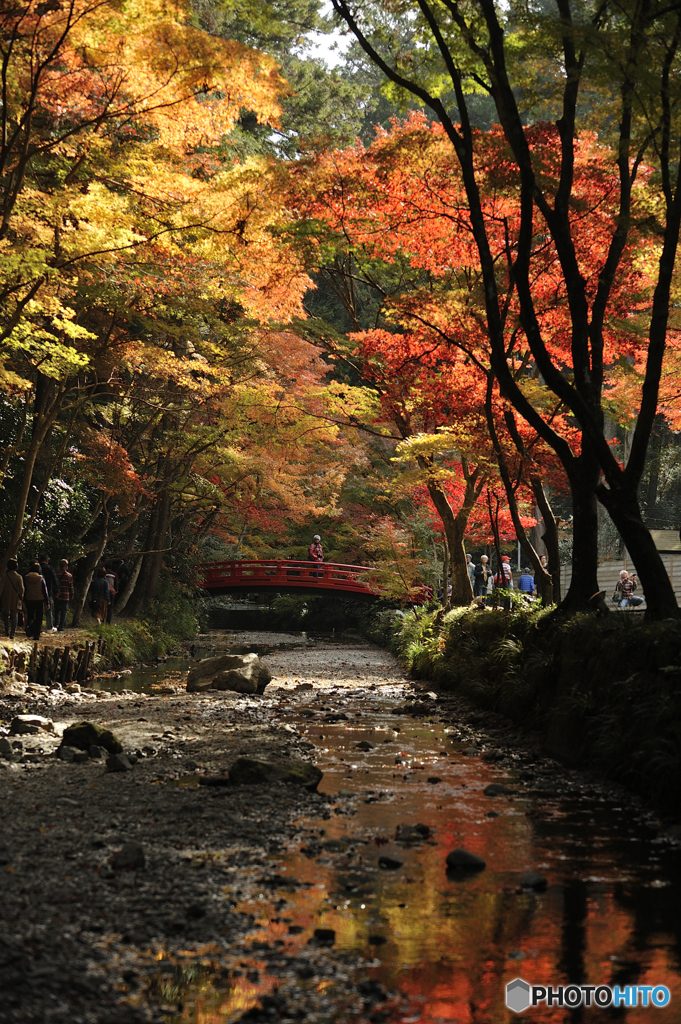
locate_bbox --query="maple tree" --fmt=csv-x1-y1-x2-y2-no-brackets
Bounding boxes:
0,0,376,619
283,119,589,603
328,0,681,619
285,85,680,614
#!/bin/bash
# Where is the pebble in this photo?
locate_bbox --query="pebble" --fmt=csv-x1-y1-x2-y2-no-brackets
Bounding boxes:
446,848,486,872
378,855,403,870
111,841,145,870
483,783,517,797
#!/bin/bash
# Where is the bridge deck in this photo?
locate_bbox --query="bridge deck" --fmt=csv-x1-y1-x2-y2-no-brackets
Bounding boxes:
200,559,377,597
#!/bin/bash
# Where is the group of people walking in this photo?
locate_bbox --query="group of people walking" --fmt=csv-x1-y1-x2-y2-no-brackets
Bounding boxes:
0,556,130,640
0,555,74,641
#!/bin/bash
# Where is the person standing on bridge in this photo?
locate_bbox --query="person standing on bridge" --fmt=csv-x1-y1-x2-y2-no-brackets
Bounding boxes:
308,535,324,577
308,535,324,563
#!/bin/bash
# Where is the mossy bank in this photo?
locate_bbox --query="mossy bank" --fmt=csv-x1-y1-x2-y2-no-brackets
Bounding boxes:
392,606,681,814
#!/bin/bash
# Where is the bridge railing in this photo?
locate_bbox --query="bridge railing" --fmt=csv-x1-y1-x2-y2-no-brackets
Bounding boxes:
200,559,378,594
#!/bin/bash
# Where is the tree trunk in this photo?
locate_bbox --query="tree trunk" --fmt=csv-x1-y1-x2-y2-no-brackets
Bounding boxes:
115,553,143,614
560,453,601,613
642,415,664,523
441,537,451,610
426,481,473,606
531,477,560,604
128,489,171,614
0,377,66,563
597,483,678,618
71,505,109,626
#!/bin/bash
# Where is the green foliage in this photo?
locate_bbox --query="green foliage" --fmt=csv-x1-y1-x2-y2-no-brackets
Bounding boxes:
92,621,177,667
144,571,202,641
391,608,681,812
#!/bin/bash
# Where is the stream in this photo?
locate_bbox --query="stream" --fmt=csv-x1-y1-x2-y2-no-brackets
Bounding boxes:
117,631,681,1023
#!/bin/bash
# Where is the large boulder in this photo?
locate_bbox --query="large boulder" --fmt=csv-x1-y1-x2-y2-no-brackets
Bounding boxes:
214,666,258,694
61,721,122,754
186,653,272,694
228,757,322,791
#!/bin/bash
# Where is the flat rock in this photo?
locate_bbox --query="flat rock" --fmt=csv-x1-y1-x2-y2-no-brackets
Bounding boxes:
461,747,479,757
378,855,403,870
520,871,547,891
61,721,122,754
395,824,431,842
106,753,134,773
483,783,517,797
446,848,486,872
9,715,54,736
228,757,322,791
356,741,375,750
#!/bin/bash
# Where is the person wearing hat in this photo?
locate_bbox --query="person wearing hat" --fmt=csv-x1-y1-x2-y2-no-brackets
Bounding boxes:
615,569,643,608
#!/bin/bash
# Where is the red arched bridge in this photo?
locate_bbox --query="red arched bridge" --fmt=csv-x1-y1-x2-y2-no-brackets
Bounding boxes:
200,559,379,598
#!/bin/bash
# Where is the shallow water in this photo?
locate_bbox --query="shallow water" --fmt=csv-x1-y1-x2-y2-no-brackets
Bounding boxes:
135,632,681,1023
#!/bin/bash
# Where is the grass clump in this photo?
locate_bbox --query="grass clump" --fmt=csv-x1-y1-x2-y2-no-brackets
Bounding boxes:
391,606,681,813
91,620,178,667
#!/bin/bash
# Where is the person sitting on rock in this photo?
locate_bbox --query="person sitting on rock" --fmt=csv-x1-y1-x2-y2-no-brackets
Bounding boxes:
615,570,643,609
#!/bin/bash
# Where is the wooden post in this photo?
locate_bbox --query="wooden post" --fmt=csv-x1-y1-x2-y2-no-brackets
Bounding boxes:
59,647,71,685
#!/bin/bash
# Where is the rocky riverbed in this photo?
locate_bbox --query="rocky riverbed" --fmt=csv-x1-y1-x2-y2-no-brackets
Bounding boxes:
1,631,680,1024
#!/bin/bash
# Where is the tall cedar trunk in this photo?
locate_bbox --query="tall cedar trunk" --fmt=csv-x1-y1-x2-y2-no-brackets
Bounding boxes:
426,482,473,606
71,506,109,626
597,484,679,618
1,377,65,562
115,553,143,614
560,453,601,612
129,490,171,614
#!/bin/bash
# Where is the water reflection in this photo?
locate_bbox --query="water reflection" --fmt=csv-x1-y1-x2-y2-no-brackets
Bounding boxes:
181,708,680,1022
120,635,680,1023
